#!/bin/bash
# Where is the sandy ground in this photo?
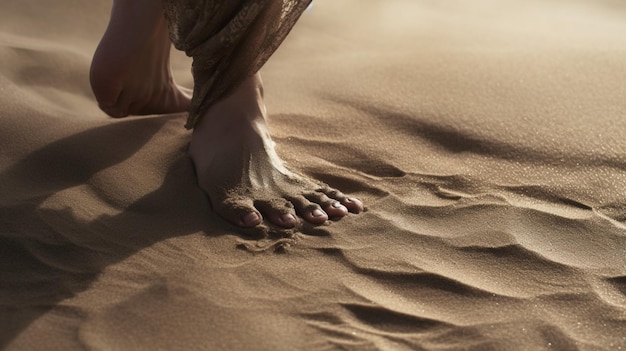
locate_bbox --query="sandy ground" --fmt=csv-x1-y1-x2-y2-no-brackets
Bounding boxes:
1,0,626,350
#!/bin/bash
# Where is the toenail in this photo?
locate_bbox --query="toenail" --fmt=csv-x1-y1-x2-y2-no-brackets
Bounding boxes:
312,209,325,217
242,212,260,226
281,214,296,224
332,201,343,208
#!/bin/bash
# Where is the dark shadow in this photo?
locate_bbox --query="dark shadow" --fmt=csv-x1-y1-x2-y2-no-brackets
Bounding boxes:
0,116,227,348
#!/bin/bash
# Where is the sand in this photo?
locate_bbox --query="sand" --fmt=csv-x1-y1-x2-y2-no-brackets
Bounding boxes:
1,0,626,350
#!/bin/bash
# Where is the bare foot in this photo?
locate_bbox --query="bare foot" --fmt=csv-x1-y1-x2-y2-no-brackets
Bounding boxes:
189,73,363,228
90,0,190,117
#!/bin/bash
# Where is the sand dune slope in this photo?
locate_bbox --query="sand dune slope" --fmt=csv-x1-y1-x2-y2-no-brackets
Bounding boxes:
1,1,625,350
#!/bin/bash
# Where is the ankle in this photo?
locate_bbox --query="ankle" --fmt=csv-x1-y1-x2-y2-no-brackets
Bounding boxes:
195,74,267,127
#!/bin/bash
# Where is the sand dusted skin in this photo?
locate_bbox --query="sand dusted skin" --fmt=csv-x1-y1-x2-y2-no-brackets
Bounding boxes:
1,0,626,350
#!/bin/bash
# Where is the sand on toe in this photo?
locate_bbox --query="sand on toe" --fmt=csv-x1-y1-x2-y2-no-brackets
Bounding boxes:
1,0,625,350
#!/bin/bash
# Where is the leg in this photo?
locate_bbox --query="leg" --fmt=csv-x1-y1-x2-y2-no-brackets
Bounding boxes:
189,73,363,228
90,0,190,117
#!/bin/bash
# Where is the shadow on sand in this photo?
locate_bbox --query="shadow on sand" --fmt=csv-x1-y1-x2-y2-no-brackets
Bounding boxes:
0,116,230,348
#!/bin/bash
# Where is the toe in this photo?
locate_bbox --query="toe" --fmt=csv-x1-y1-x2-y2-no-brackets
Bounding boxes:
327,200,349,218
305,192,349,218
270,213,297,228
290,196,329,225
316,187,363,214
240,211,263,227
255,199,298,229
214,197,263,228
341,197,364,214
304,207,329,224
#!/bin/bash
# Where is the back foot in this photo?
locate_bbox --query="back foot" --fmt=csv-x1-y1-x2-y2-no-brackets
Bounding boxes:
90,0,190,117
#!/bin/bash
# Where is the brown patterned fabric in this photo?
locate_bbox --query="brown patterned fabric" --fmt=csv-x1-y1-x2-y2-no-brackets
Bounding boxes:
162,0,312,129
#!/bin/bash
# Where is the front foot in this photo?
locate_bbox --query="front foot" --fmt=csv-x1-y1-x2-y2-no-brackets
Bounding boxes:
189,73,363,229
